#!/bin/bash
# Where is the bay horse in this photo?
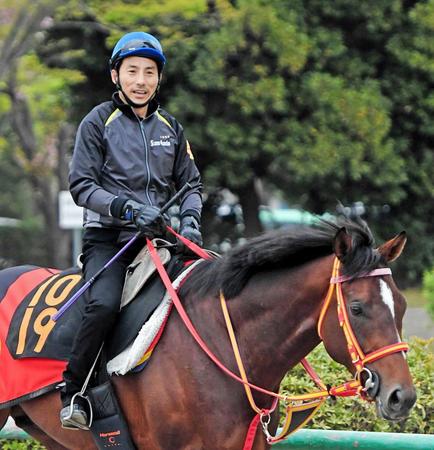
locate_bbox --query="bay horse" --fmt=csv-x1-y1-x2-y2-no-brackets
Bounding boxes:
0,219,416,449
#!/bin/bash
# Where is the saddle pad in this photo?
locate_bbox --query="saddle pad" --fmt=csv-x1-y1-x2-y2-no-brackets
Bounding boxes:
5,267,85,360
0,266,76,408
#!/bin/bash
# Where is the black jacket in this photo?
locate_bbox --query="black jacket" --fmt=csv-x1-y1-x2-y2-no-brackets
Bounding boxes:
69,94,202,230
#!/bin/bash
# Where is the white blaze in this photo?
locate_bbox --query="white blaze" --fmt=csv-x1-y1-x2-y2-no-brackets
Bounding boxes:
379,279,395,319
380,279,403,352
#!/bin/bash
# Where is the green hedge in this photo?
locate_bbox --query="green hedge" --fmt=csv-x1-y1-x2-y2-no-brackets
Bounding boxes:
423,269,434,321
0,440,44,450
281,338,434,434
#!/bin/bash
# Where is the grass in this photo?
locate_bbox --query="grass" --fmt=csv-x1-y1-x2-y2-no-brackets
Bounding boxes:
403,287,428,308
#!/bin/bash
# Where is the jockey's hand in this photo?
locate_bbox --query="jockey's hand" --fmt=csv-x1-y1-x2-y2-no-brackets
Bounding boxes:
179,215,203,246
121,200,165,237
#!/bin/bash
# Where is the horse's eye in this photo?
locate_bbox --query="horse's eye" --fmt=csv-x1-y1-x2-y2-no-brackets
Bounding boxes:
350,302,364,316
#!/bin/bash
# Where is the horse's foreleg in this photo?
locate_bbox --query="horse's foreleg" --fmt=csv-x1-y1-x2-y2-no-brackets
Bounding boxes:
0,407,10,430
18,391,96,450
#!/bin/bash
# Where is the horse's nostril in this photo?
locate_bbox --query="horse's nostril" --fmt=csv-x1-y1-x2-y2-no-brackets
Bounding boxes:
388,387,417,411
389,388,402,408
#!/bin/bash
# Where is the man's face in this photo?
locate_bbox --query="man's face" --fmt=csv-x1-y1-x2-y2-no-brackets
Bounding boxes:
111,56,159,105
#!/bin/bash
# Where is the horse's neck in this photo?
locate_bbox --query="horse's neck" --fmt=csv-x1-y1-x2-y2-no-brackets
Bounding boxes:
230,255,333,392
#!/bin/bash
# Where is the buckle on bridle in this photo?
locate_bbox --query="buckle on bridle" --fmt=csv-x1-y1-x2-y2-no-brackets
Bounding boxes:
260,411,272,442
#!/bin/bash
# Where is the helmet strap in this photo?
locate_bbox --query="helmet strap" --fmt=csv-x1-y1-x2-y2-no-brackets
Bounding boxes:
116,70,161,110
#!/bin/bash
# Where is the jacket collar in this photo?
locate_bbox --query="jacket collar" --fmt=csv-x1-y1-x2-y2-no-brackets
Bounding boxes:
112,92,159,120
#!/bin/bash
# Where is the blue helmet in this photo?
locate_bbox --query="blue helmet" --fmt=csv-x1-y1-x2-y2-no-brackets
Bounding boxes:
109,31,166,73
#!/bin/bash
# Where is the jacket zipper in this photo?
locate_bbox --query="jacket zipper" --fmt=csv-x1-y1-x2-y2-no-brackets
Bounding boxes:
138,119,153,205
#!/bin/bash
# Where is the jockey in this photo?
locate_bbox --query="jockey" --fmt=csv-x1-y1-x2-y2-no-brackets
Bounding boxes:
60,31,203,429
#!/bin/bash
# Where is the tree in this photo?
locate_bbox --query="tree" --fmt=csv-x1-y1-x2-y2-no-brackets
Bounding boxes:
0,0,81,267
155,0,407,237
161,0,313,235
379,0,434,283
281,0,434,284
164,0,432,281
1,0,432,284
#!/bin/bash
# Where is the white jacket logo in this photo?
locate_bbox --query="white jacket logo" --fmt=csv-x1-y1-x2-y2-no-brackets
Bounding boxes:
150,139,170,147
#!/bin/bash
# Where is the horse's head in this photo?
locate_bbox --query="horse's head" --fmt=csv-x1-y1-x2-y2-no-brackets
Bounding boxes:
320,227,416,421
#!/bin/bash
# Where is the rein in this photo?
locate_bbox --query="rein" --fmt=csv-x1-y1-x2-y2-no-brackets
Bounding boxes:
148,234,409,448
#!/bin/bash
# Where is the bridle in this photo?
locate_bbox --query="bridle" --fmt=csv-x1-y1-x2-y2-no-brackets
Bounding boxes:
317,257,409,398
147,237,410,448
220,256,409,446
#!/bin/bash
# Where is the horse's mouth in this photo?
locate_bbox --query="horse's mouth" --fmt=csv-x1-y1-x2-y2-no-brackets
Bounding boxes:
375,398,411,422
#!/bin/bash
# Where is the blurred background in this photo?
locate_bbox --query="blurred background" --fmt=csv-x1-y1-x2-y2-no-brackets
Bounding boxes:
0,0,433,296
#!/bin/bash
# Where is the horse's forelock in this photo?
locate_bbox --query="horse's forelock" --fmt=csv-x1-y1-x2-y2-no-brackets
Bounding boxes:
335,217,382,278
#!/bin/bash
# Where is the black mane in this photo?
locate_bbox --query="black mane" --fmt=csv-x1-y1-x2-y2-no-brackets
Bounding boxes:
180,218,382,299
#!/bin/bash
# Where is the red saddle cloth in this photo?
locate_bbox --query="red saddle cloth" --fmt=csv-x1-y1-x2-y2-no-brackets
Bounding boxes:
0,267,70,408
0,258,182,409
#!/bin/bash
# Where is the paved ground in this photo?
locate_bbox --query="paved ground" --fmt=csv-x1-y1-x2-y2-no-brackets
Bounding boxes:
403,307,434,340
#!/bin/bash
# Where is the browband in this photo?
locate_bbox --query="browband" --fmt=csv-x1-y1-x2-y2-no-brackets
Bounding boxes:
330,268,392,284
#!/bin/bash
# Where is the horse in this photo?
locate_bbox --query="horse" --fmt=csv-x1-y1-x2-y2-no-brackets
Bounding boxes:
0,219,416,449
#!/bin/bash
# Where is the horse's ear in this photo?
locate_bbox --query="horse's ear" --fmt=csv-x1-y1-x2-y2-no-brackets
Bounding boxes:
333,227,352,261
377,231,407,262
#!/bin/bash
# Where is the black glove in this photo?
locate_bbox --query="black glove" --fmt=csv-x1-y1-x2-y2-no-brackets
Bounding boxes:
121,200,165,236
180,215,203,246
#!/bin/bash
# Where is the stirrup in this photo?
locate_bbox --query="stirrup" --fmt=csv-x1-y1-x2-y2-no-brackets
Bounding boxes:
60,392,93,430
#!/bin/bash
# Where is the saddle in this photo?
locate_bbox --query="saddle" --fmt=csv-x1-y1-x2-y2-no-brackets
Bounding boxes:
121,238,171,308
106,239,184,360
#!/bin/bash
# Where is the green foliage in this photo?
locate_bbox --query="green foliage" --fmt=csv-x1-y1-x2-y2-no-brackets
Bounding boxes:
18,54,83,143
0,91,11,114
281,339,434,433
0,439,44,450
164,0,313,195
423,269,434,321
89,0,207,46
0,0,433,277
0,149,36,218
275,74,407,206
388,0,434,74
